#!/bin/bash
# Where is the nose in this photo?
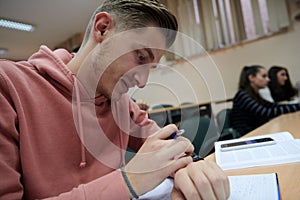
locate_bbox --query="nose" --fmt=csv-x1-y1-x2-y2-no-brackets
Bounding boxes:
134,67,150,88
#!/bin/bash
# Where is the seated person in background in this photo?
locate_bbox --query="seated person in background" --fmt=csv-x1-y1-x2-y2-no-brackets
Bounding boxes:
231,65,300,136
267,66,298,103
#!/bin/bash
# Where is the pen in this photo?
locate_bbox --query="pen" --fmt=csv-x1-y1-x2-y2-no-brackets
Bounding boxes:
167,129,185,139
167,129,204,162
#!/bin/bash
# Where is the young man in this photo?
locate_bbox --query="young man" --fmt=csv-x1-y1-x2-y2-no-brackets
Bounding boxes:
0,0,229,199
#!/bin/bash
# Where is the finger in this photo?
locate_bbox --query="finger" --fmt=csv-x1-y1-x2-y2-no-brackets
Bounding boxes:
192,161,228,200
168,155,193,175
160,137,194,160
188,164,216,200
171,187,186,200
207,161,230,199
174,168,201,200
151,124,178,139
178,136,194,154
224,175,230,199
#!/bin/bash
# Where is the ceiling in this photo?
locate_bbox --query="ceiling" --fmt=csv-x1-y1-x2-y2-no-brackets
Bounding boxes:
0,0,103,61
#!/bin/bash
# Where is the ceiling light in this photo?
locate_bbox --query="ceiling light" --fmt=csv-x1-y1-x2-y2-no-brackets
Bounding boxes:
0,19,35,32
0,48,8,55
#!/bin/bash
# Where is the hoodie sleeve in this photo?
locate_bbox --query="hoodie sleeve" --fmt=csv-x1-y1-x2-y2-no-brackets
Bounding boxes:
43,169,130,200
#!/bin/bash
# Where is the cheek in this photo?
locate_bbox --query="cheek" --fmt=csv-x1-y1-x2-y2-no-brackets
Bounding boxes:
260,78,268,85
97,73,112,94
98,68,120,91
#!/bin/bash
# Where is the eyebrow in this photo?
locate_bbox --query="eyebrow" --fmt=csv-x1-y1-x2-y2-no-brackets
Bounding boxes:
144,48,155,61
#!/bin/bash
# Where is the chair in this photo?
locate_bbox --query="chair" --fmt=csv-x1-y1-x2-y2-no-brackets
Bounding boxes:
148,111,170,127
179,116,219,157
125,147,135,163
180,104,200,119
171,103,199,125
149,104,174,127
216,108,240,140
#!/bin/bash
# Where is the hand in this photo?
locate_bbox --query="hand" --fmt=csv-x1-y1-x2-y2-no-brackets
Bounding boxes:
136,99,150,111
137,103,149,111
124,124,194,197
171,160,230,200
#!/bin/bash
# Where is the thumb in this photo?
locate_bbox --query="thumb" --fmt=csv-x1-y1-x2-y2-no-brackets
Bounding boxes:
168,155,192,175
171,187,185,200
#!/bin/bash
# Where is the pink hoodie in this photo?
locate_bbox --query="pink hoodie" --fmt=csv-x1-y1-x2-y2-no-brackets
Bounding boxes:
0,45,160,199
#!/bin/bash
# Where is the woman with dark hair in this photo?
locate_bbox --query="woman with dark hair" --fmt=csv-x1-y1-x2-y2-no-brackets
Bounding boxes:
268,66,297,102
231,65,300,136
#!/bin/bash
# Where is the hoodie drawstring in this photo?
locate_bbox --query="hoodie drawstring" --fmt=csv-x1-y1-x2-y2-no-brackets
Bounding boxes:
73,76,87,168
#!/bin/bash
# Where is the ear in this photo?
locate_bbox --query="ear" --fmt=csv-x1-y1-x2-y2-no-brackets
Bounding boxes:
248,74,255,82
92,12,113,43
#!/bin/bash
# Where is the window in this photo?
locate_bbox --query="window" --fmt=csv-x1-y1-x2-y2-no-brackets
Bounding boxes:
161,0,290,60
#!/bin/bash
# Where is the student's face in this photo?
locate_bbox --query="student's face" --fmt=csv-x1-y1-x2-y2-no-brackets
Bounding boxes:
97,28,166,100
250,68,270,90
276,69,288,86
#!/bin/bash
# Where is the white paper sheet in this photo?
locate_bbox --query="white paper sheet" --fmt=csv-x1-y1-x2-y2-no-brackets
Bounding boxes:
228,173,280,200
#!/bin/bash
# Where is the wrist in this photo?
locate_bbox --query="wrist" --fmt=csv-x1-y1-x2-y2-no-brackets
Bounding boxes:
121,166,140,199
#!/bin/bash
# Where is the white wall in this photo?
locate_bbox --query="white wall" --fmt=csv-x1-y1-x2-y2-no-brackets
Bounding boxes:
129,6,300,109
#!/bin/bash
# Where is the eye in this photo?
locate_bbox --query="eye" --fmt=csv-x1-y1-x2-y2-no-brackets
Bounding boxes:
136,50,146,64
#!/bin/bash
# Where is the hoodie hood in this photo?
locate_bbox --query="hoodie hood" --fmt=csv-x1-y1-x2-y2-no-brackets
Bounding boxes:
28,45,75,96
27,45,112,167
